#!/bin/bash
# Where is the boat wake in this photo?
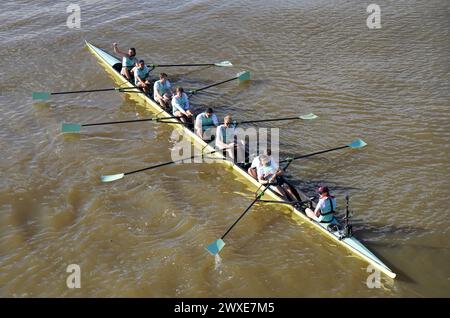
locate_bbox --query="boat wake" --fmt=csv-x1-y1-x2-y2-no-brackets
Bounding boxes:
214,254,222,271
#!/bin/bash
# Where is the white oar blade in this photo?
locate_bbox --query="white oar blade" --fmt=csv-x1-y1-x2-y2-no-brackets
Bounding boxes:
237,70,251,81
206,239,226,255
100,173,125,183
215,60,233,67
62,123,81,133
299,113,318,120
348,138,367,149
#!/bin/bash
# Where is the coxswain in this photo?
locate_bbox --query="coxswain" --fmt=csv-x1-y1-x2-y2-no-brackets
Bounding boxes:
305,186,336,223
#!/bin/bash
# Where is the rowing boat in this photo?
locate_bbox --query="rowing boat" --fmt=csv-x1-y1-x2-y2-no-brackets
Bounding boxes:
85,41,397,279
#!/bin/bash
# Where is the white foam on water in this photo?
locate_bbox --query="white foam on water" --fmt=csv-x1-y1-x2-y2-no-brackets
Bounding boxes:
214,253,222,271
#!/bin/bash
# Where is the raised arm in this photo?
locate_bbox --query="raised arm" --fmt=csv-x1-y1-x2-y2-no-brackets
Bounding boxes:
112,43,127,58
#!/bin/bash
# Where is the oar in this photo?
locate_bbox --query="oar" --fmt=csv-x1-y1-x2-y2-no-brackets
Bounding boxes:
100,150,217,183
188,71,251,95
32,87,141,100
233,113,318,125
62,111,314,133
206,180,273,256
156,113,318,126
281,139,368,171
61,116,180,133
149,61,233,68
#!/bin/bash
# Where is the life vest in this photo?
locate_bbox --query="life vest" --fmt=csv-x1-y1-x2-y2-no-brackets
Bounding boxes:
220,126,234,144
201,114,215,131
319,196,336,223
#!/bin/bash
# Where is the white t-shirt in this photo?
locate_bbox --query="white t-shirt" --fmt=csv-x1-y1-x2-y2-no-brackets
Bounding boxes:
315,197,328,212
153,79,172,99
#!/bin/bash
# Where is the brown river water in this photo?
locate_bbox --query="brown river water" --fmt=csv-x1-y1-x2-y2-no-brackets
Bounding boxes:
0,0,449,297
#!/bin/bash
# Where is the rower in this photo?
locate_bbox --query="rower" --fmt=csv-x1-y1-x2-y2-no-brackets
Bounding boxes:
133,60,152,95
195,107,219,139
305,186,336,223
172,87,194,125
256,154,301,202
113,43,137,81
248,149,277,179
153,73,173,109
215,114,244,161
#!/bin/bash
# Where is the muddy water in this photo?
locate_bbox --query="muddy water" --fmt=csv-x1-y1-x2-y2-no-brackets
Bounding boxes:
0,0,449,297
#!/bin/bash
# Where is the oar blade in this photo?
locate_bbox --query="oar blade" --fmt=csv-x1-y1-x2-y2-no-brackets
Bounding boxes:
299,113,318,120
61,123,82,133
237,71,251,81
215,60,233,67
206,239,226,255
32,92,51,100
348,138,367,149
100,173,125,183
